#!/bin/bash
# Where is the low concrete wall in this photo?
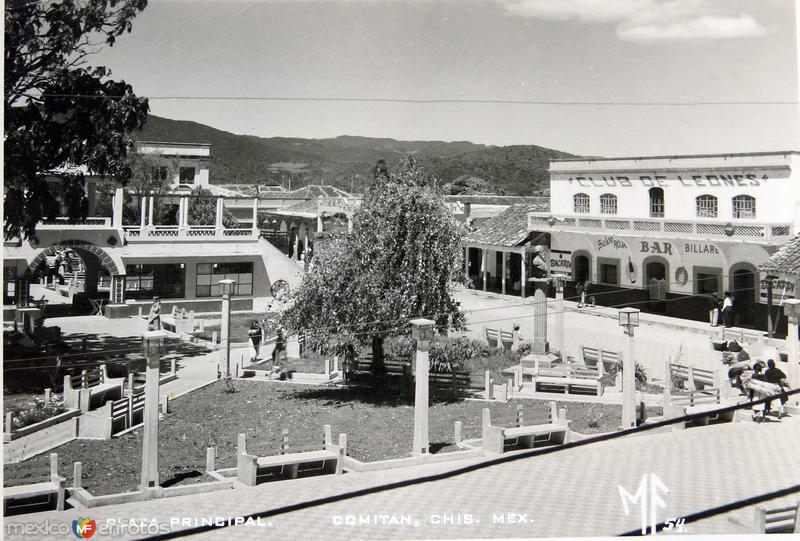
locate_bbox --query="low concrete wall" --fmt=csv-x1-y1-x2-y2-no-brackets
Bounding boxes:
4,417,78,464
4,409,80,442
342,449,484,472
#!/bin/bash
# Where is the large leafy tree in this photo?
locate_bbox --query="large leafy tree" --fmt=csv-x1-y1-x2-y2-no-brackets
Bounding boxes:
4,0,150,241
282,163,466,377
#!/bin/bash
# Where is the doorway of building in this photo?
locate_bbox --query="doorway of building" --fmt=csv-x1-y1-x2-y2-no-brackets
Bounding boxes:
573,255,590,284
732,268,756,326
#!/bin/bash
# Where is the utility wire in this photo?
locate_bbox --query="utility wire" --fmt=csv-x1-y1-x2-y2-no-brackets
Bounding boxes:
37,94,799,106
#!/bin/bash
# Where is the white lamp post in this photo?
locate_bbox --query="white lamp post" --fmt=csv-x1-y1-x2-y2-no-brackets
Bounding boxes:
784,299,800,407
618,307,640,429
410,318,434,456
219,279,235,380
141,330,167,491
553,274,566,354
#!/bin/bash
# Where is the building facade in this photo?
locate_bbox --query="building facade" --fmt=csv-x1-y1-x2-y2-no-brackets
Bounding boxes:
528,151,800,331
134,141,211,189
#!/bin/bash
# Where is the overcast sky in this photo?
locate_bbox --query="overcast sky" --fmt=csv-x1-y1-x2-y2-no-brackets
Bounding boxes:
93,0,798,156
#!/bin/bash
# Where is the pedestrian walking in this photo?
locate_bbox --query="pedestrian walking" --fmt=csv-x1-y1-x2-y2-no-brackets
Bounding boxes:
147,297,162,331
722,291,735,328
708,292,720,326
248,320,262,363
576,281,586,308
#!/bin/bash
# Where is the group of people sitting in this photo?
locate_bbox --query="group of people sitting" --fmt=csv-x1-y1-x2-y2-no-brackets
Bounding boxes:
728,356,789,421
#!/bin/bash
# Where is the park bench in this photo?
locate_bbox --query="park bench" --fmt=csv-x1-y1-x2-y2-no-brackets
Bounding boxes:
345,354,410,383
481,403,570,454
531,360,604,396
63,364,124,412
667,362,717,391
484,327,514,351
664,387,737,427
580,346,622,375
237,425,344,486
3,453,65,516
161,308,200,338
752,502,799,533
428,369,511,401
722,326,765,346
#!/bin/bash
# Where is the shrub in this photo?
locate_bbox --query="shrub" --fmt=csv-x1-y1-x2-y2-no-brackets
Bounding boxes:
604,361,648,387
429,336,491,373
584,404,604,428
8,396,65,431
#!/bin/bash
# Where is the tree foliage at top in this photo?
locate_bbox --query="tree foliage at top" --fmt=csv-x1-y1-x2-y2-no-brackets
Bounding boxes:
282,164,466,376
442,175,504,196
4,0,150,241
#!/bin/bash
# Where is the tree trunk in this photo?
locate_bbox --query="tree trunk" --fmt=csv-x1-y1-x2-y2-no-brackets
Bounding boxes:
371,335,387,377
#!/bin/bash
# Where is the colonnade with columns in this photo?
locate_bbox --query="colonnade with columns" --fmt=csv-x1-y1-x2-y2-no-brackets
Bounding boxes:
463,242,529,299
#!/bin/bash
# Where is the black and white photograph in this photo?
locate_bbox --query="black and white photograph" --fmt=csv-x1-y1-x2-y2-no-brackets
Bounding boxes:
2,0,799,539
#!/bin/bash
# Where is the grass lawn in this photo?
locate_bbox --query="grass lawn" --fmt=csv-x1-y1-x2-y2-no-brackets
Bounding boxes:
3,380,660,496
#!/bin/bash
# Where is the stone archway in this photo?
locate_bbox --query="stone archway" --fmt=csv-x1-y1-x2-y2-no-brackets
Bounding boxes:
27,240,126,304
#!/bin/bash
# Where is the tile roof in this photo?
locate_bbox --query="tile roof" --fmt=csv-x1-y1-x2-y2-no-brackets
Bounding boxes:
758,234,800,276
285,185,352,198
464,204,540,247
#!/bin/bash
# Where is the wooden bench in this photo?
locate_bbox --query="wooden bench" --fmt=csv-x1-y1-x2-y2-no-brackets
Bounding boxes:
668,362,717,391
63,364,124,411
3,453,65,515
753,502,799,533
532,362,604,396
722,326,765,345
429,369,511,401
346,355,410,383
580,346,621,375
481,403,570,454
664,387,737,427
237,425,344,486
484,327,514,351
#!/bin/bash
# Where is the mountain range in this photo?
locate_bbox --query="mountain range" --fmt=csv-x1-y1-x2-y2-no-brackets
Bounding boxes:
136,115,576,195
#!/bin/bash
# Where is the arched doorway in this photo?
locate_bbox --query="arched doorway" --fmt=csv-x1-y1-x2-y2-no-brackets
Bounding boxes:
643,256,668,312
573,253,591,284
25,241,124,314
730,264,757,326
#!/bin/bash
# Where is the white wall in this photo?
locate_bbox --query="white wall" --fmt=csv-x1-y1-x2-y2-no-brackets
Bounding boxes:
549,153,799,224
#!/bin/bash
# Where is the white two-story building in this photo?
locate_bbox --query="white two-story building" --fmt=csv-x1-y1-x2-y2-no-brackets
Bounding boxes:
528,151,800,331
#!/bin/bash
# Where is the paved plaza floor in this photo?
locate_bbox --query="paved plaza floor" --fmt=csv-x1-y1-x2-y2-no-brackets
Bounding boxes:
455,288,777,382
5,290,798,540
5,417,798,540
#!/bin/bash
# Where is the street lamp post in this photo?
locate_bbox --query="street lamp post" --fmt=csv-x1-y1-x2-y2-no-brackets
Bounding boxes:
618,307,640,429
410,318,434,456
141,330,167,492
784,299,800,408
553,274,566,354
219,279,235,381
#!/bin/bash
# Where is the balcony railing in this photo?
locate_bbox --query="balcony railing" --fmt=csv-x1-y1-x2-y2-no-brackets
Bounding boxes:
528,212,794,243
39,217,112,228
123,225,259,241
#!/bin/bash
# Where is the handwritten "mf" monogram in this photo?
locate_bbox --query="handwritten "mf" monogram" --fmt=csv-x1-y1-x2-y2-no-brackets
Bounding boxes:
618,473,670,535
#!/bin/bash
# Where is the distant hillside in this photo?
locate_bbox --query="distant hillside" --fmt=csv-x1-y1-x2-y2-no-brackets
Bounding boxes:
136,115,576,194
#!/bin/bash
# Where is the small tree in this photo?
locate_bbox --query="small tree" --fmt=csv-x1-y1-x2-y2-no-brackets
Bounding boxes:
187,188,237,228
4,0,150,241
282,165,466,378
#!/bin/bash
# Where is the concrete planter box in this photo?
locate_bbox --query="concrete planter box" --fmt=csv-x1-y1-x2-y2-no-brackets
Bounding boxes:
104,303,131,319
4,409,80,442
